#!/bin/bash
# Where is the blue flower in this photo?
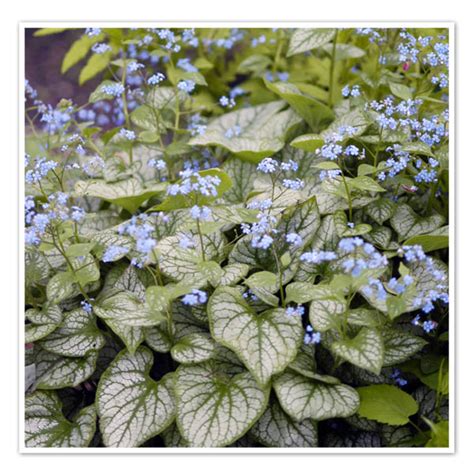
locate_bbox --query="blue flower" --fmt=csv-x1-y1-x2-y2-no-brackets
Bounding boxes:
102,245,129,263
257,157,278,174
190,205,212,221
182,289,207,306
119,128,136,141
300,250,337,264
92,43,111,54
81,300,93,314
148,73,166,85
286,233,303,247
177,80,196,94
285,305,305,318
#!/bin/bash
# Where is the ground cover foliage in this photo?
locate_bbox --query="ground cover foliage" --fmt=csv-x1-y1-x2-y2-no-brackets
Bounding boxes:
24,26,449,448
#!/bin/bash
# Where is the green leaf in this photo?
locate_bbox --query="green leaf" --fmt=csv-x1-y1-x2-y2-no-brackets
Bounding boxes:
219,263,250,286
287,29,336,57
290,134,325,152
424,419,449,447
79,51,112,84
250,398,318,447
65,243,96,257
189,101,302,162
331,328,384,375
274,372,359,422
89,80,123,103
61,34,98,73
382,328,427,366
390,204,445,241
237,54,272,73
40,308,105,357
245,271,279,307
96,347,176,447
349,176,386,193
389,82,413,101
75,178,166,214
404,226,449,252
34,28,68,36
208,286,303,386
265,81,335,131
356,384,419,425
171,333,216,364
25,391,96,447
286,282,336,305
323,43,366,60
71,253,100,286
175,363,270,447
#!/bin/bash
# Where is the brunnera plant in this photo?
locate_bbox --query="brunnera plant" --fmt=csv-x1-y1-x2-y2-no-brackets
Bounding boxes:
24,26,449,449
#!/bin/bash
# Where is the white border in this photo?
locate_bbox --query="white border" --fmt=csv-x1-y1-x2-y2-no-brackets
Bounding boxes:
18,21,455,454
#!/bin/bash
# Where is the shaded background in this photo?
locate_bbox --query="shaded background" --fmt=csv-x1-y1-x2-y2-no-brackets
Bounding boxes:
25,28,100,105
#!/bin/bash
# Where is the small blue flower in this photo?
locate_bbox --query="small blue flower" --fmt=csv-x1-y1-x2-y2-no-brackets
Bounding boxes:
286,233,303,247
177,80,196,94
148,73,166,85
182,289,207,306
81,300,93,314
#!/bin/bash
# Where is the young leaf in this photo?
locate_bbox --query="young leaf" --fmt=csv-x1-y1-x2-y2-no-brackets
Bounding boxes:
356,384,419,425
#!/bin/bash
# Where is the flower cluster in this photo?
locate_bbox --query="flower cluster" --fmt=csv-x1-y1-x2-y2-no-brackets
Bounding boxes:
25,193,86,246
166,169,221,198
117,214,157,267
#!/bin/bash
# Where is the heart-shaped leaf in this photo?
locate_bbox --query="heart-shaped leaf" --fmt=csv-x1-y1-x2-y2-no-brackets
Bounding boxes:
208,286,303,385
96,347,176,447
175,363,270,447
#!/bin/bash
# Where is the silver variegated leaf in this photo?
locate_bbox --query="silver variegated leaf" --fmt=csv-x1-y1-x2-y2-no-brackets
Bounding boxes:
273,372,359,422
175,363,270,447
250,398,318,447
331,328,385,375
309,290,346,331
25,391,96,447
25,305,62,343
40,308,105,357
34,349,98,389
382,328,427,366
189,101,302,161
96,347,175,447
390,204,445,241
208,286,303,385
171,333,216,364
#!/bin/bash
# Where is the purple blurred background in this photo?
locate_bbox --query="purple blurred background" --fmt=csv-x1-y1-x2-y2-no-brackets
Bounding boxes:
25,28,100,106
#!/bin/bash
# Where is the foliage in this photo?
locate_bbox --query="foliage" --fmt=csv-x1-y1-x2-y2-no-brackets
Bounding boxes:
24,26,450,448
